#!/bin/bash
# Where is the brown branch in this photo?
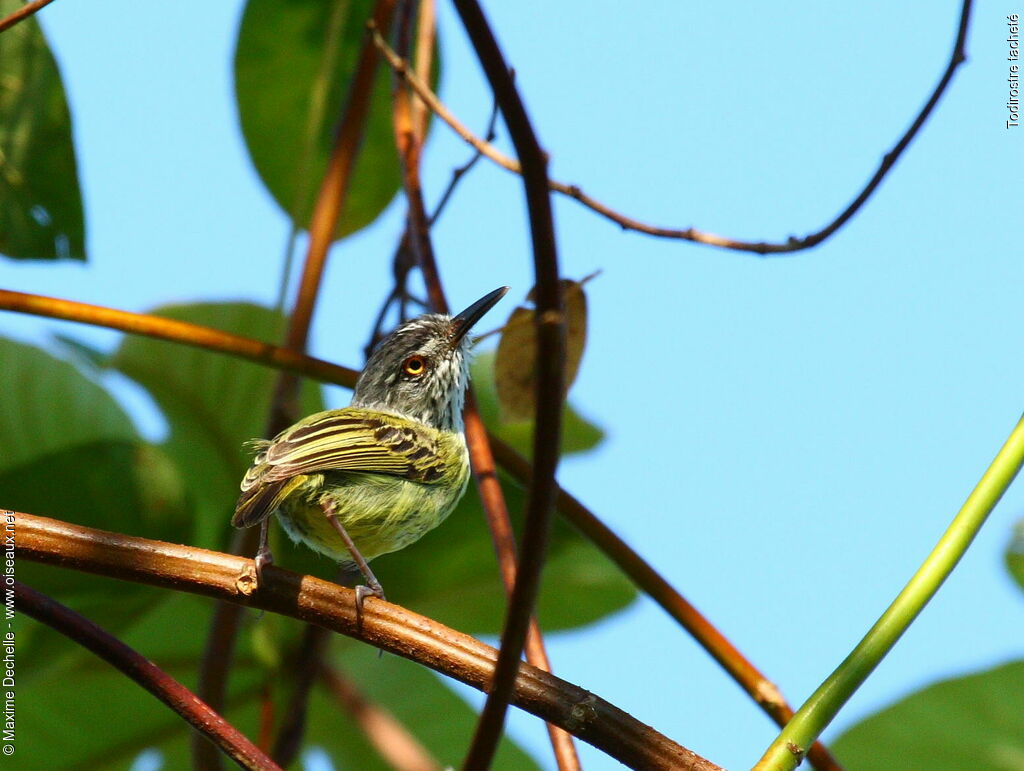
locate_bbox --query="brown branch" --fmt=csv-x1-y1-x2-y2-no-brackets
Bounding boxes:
450,3,565,768
0,0,56,33
0,289,359,387
13,581,281,771
376,2,974,255
321,664,442,771
386,10,579,767
0,288,841,767
14,511,721,771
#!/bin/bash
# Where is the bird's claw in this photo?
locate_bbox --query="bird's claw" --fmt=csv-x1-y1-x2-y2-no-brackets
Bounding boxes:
355,583,386,610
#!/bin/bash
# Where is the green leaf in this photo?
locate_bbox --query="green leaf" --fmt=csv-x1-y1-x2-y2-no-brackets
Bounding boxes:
109,302,324,547
0,337,136,474
833,661,1024,770
0,1,86,260
1006,519,1024,596
474,351,605,459
12,594,267,771
15,594,538,770
234,0,413,240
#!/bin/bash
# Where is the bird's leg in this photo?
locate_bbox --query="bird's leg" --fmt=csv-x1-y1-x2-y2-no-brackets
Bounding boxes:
254,518,274,584
321,500,386,606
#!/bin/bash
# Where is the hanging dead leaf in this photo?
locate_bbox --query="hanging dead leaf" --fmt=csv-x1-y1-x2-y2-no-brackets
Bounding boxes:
494,273,595,422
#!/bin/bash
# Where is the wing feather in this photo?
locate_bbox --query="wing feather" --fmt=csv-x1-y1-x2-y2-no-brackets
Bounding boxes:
233,408,448,528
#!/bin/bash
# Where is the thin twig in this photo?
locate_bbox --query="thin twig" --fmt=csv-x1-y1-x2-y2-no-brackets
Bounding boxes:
0,289,843,767
14,511,722,771
428,96,499,226
451,2,565,768
386,8,580,767
321,664,442,771
0,0,56,33
13,581,281,771
375,2,974,255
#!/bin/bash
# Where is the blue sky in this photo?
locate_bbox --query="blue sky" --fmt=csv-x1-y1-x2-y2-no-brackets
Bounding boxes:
3,1,1023,769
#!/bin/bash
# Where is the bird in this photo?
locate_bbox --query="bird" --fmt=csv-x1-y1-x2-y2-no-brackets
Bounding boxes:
232,286,509,606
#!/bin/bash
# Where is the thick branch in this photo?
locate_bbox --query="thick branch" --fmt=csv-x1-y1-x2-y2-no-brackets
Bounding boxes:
14,581,281,771
14,512,720,771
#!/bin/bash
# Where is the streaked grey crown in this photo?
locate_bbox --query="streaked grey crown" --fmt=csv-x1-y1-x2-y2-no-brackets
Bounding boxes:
351,314,472,433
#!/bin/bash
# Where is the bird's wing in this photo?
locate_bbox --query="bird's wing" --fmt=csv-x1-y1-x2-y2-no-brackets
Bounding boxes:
232,409,447,528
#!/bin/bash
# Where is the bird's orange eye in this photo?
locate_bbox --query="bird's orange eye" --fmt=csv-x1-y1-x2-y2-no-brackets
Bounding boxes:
403,355,427,376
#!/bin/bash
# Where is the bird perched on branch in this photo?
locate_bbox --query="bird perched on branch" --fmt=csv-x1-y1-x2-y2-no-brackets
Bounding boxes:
232,287,509,605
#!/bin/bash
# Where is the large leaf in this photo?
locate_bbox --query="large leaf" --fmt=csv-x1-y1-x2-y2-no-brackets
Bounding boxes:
0,1,85,260
0,337,136,472
0,337,189,669
833,661,1024,770
109,302,324,547
235,0,414,239
1006,519,1024,596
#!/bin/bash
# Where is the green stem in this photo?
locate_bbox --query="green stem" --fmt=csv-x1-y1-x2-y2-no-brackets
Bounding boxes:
754,412,1024,771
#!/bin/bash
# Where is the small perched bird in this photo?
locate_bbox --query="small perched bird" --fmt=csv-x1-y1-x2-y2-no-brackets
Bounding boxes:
233,287,509,604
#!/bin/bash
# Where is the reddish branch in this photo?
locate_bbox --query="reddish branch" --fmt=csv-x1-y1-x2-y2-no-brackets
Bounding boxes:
449,2,566,768
14,581,281,771
377,1,974,255
0,0,56,33
15,512,721,771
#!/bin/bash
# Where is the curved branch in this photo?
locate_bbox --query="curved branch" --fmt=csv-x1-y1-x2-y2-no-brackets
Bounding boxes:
376,2,974,255
13,511,721,771
13,581,281,771
0,0,56,33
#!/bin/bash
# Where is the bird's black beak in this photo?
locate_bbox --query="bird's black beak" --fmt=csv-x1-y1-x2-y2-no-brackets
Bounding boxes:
450,286,509,347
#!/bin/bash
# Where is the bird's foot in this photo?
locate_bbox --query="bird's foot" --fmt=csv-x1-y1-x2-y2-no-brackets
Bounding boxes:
254,543,274,587
354,582,386,611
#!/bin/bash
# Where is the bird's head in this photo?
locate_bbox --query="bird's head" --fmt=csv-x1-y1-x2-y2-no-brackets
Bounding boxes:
352,287,509,432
